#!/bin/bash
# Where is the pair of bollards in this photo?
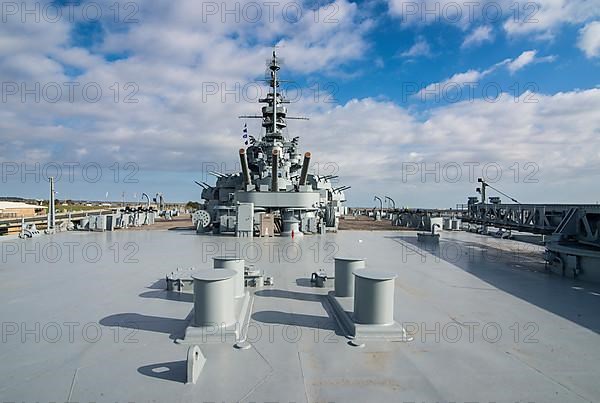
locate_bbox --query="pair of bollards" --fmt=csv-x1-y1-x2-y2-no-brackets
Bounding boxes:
334,257,396,325
191,255,396,327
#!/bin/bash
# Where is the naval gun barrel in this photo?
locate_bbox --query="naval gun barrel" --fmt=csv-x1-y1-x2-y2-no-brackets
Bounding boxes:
239,148,252,187
208,171,226,178
299,152,311,186
271,149,279,192
334,186,351,192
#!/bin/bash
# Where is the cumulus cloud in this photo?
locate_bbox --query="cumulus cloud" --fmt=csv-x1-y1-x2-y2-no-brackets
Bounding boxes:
416,69,491,98
461,26,494,48
302,89,600,206
387,0,476,28
417,50,556,99
388,0,600,40
0,0,373,163
577,21,600,58
506,50,556,73
0,0,378,202
399,36,431,57
507,50,538,73
503,0,600,38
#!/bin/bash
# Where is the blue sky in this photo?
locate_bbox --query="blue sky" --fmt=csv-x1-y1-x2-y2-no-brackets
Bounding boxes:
1,0,599,207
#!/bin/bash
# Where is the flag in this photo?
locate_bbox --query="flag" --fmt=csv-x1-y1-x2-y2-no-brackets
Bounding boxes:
242,123,248,145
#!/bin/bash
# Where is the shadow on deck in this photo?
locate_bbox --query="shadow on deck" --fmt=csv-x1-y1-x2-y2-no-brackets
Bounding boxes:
387,234,600,334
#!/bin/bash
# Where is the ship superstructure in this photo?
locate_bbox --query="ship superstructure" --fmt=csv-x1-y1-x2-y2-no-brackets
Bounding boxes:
195,51,348,236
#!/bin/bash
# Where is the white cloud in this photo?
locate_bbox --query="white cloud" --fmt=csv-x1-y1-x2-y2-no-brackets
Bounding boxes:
388,0,600,40
101,0,372,76
461,26,494,48
507,50,538,73
271,0,374,74
503,0,600,38
0,0,374,170
415,50,556,100
302,89,600,205
399,36,431,57
507,50,556,73
577,21,600,58
417,69,490,98
387,0,475,28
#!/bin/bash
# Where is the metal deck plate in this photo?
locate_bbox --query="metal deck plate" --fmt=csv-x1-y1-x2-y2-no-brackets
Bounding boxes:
1,229,599,402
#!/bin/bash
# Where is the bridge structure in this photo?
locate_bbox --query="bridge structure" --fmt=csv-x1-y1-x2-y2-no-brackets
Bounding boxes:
462,200,600,282
462,202,600,237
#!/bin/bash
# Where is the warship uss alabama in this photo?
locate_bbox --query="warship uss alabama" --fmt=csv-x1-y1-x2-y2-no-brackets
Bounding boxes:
193,51,348,237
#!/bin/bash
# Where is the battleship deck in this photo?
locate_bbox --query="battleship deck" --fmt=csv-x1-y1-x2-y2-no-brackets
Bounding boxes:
1,229,599,402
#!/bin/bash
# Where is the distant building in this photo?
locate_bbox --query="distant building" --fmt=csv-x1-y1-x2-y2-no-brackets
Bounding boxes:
0,202,47,218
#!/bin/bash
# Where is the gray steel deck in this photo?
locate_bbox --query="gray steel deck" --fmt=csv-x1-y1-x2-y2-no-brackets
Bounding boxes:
1,229,599,402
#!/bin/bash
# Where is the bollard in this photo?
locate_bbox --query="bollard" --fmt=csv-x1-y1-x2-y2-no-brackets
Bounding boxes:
353,269,397,325
213,257,245,298
192,269,236,327
334,257,365,297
